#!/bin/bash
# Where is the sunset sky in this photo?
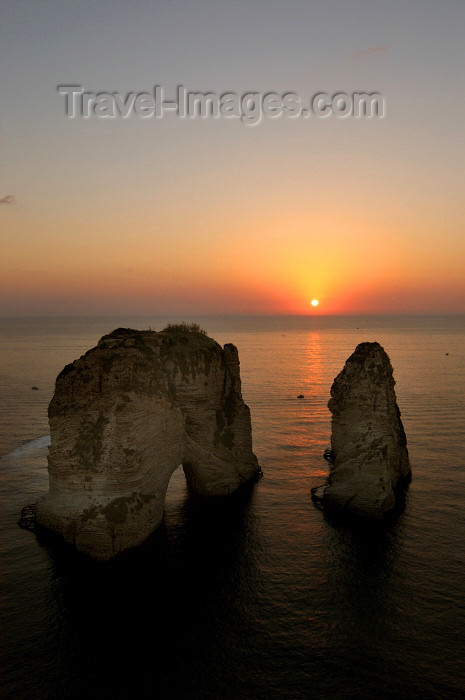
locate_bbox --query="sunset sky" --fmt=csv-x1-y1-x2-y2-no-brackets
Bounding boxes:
1,0,464,316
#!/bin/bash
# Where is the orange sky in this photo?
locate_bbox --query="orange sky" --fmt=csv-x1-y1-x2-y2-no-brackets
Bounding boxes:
1,2,464,316
2,145,463,315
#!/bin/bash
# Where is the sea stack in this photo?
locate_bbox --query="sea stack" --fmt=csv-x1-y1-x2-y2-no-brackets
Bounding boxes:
313,342,410,518
34,327,259,559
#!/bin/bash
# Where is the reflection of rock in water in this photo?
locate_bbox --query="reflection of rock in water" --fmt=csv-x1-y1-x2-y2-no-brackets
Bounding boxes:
39,483,260,699
323,515,404,656
33,327,260,559
312,342,411,518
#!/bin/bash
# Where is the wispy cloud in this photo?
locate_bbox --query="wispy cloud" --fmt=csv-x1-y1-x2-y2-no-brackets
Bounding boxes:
0,195,16,205
351,46,390,60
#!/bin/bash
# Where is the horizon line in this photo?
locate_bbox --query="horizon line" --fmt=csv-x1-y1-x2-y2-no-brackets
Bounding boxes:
1,312,464,320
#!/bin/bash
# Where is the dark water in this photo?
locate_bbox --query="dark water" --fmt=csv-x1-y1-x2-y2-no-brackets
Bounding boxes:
1,316,464,699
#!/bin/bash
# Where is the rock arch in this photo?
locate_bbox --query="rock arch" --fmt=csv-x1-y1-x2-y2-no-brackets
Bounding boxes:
35,328,259,559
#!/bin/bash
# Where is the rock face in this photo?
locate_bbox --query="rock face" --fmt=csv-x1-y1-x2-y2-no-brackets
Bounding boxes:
35,328,259,559
314,342,410,518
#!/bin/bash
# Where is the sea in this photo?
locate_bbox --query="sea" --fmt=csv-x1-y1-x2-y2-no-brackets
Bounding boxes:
1,315,464,700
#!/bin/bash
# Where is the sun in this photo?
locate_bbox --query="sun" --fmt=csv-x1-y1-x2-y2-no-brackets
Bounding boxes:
311,299,319,307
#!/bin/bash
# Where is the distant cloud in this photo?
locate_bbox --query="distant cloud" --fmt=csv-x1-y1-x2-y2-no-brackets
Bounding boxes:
0,194,16,205
351,46,390,60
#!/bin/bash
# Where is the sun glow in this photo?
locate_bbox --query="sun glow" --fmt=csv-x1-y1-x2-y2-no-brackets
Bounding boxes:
311,299,319,307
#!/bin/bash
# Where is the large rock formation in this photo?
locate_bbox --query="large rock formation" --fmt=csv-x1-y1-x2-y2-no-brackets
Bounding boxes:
35,327,259,559
313,342,410,518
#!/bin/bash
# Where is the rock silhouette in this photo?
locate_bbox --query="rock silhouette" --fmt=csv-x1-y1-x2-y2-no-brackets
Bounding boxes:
312,342,410,518
35,327,259,559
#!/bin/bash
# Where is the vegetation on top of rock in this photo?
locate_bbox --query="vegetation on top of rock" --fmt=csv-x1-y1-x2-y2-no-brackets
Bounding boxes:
162,322,207,335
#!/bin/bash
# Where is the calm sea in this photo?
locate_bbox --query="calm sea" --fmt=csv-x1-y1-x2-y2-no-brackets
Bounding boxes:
1,316,464,699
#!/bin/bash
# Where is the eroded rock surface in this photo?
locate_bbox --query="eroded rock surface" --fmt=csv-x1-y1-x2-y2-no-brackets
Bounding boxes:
35,328,259,558
313,342,410,518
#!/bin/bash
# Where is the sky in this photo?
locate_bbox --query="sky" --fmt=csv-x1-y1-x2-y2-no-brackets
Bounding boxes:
1,0,464,316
